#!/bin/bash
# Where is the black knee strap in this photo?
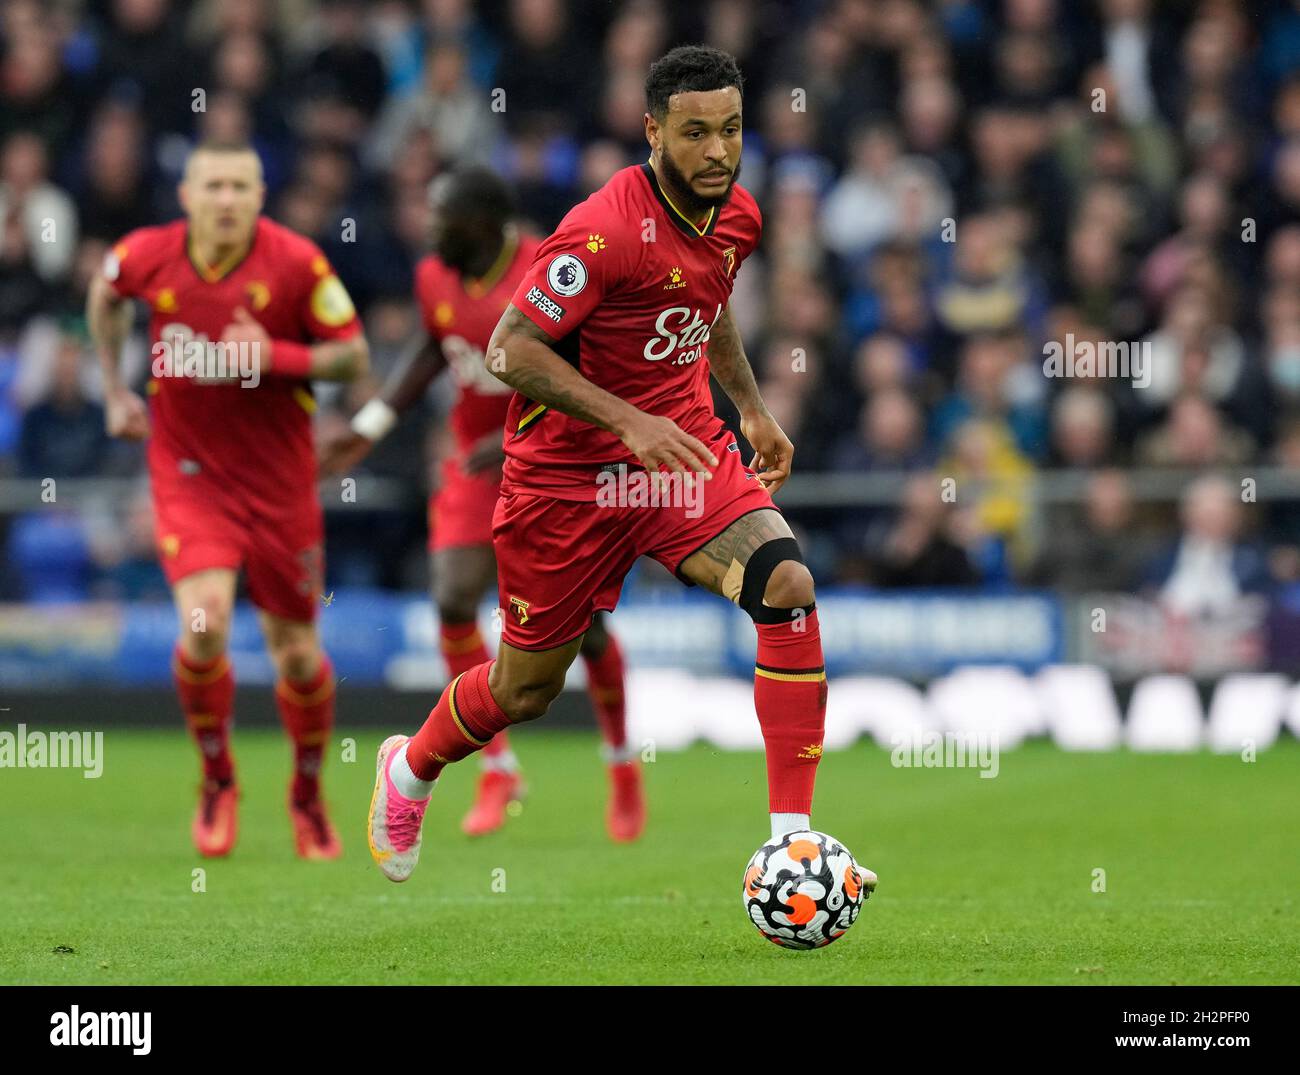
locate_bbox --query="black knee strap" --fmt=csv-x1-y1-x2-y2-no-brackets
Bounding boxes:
740,538,814,624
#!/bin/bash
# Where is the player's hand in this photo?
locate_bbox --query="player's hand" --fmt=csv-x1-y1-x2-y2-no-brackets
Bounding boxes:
220,306,271,357
317,429,374,475
104,385,150,440
617,410,717,481
462,432,506,476
741,410,794,494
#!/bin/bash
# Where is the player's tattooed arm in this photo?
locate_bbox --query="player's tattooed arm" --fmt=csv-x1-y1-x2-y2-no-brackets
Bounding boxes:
487,304,718,476
708,304,766,419
486,304,632,431
87,271,150,440
710,305,796,493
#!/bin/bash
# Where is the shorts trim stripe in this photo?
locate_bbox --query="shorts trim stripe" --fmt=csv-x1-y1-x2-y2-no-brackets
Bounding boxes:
515,403,548,434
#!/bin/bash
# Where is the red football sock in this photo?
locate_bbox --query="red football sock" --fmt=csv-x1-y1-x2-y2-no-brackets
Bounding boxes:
753,609,827,814
440,620,490,678
582,633,627,751
407,660,512,781
174,645,235,784
275,655,335,806
440,621,511,758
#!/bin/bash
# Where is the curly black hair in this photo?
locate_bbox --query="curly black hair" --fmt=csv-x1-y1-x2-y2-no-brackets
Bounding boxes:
645,45,744,120
438,165,517,223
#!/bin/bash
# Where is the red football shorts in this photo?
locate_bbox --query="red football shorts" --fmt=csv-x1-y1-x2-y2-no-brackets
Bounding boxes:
150,457,324,622
493,429,776,650
427,455,503,552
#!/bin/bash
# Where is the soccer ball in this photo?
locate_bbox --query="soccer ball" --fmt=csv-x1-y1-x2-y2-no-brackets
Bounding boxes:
742,830,869,950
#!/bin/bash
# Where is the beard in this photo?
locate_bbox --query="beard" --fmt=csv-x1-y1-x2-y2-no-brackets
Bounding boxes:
659,143,741,218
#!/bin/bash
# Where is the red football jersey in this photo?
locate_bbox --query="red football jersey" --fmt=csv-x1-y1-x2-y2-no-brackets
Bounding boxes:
503,163,762,500
104,217,361,512
414,231,540,455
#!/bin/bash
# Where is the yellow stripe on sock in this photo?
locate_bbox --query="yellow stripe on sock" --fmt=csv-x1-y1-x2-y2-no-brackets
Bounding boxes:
448,673,490,747
276,676,336,706
174,655,230,685
186,712,221,729
441,631,484,655
754,668,827,683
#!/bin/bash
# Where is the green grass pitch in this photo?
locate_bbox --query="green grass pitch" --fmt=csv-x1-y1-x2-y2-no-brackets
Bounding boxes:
1,726,1297,984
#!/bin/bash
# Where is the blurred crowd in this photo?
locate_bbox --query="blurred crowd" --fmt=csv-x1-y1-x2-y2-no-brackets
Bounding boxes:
5,0,1300,611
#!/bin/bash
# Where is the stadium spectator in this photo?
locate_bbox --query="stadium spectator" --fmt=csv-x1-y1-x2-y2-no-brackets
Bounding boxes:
930,212,1049,372
95,0,199,140
1146,474,1272,617
495,0,596,138
88,483,169,602
1137,393,1255,468
0,132,78,335
930,332,1047,460
368,40,500,171
819,121,903,259
831,389,929,474
1139,284,1247,410
1049,385,1118,469
938,417,1035,578
0,0,79,159
74,103,154,242
17,331,105,478
296,0,389,126
860,472,980,589
1024,468,1150,592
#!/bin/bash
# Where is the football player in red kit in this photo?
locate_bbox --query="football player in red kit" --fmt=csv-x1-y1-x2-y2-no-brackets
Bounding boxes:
367,45,876,898
321,167,643,841
87,141,369,860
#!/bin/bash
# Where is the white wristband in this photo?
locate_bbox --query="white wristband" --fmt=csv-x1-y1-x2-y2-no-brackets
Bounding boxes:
350,398,398,441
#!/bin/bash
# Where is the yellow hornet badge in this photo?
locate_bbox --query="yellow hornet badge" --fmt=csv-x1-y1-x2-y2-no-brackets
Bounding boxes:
509,596,531,625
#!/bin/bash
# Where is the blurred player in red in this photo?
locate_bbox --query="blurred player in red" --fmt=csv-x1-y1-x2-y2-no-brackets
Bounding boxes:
87,141,370,860
367,46,877,897
321,168,643,841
